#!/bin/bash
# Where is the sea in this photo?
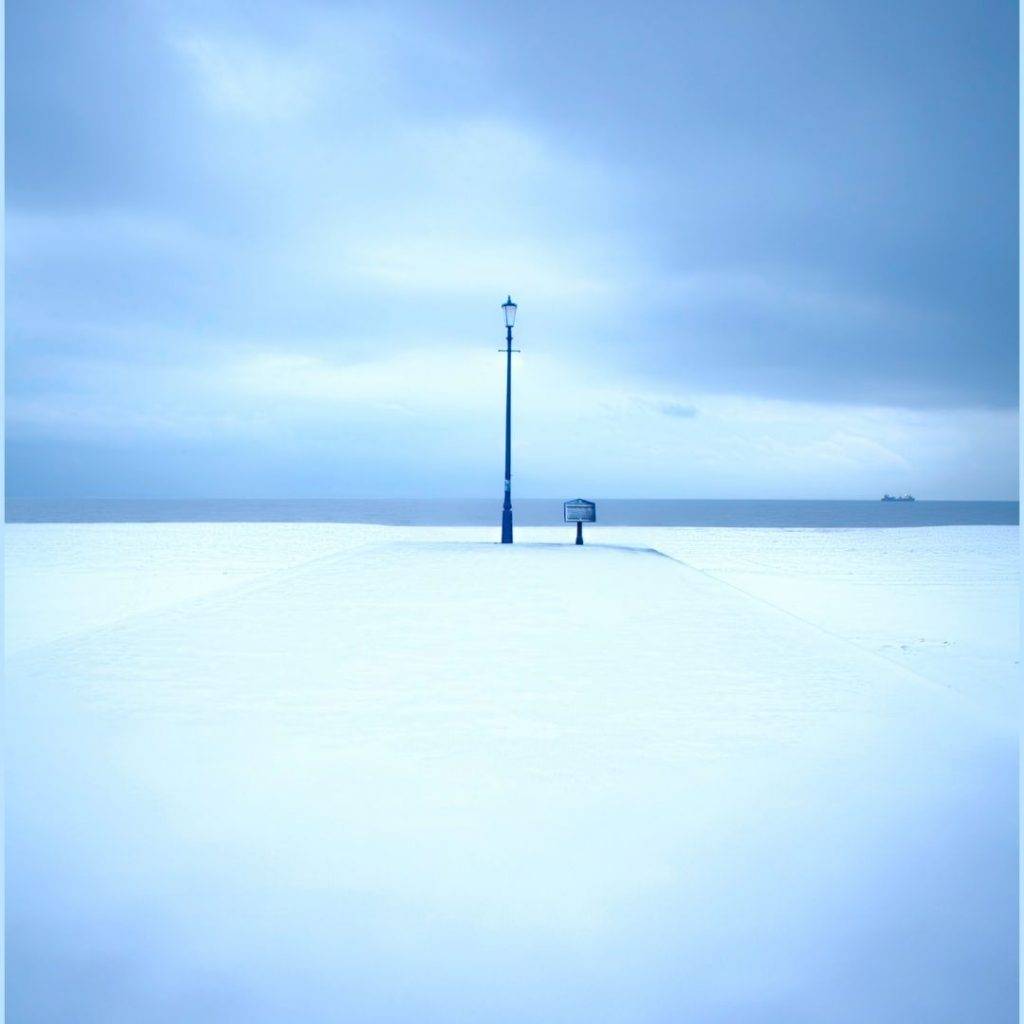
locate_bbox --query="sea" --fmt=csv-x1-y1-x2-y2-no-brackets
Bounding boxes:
5,498,1018,527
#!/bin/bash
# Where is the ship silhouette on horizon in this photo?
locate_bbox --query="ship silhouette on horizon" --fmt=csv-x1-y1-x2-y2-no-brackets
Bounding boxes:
881,493,915,502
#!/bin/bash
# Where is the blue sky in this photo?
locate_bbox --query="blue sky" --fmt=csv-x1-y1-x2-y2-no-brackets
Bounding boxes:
6,0,1018,498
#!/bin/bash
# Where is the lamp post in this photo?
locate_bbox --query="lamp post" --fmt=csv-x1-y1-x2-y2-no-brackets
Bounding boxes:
500,295,518,544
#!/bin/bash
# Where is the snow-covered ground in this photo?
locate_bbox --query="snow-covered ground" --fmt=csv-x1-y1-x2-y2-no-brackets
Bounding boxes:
5,524,1018,1022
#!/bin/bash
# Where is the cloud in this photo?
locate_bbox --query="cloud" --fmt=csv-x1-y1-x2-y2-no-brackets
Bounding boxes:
174,33,324,120
653,400,698,419
8,339,1015,498
233,349,497,417
4,0,1016,497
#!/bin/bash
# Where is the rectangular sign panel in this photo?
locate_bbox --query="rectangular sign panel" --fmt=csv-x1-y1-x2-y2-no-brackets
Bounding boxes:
564,499,596,523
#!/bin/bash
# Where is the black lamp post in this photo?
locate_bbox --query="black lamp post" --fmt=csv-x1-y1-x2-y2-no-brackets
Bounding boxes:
500,295,518,544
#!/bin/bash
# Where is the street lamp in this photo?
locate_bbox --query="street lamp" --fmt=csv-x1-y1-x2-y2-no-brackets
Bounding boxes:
500,295,518,544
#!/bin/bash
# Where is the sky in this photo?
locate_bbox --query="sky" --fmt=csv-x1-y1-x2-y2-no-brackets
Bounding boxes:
6,0,1018,499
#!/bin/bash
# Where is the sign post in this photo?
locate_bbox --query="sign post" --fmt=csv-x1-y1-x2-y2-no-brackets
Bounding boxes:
563,499,596,545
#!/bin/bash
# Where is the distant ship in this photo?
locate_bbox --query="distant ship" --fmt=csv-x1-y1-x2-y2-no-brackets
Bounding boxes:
881,494,915,502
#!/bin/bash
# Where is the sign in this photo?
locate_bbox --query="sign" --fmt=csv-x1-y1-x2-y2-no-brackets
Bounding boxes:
563,499,596,523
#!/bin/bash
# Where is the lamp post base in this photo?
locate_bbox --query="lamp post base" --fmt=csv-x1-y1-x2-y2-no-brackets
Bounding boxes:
501,508,513,544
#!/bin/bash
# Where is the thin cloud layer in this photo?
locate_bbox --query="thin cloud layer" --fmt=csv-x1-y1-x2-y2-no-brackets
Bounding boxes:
6,0,1018,497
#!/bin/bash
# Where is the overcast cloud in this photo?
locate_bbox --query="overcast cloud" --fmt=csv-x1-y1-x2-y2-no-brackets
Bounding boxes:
6,0,1018,498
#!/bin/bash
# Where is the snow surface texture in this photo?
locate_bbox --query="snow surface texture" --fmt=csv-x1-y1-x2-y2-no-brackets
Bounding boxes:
5,525,1018,1023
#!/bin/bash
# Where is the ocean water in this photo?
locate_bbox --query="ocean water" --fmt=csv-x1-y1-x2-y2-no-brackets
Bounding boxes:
5,498,1018,527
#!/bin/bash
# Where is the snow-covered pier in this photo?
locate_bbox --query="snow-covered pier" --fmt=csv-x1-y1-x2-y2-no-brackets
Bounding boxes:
6,526,1017,1021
